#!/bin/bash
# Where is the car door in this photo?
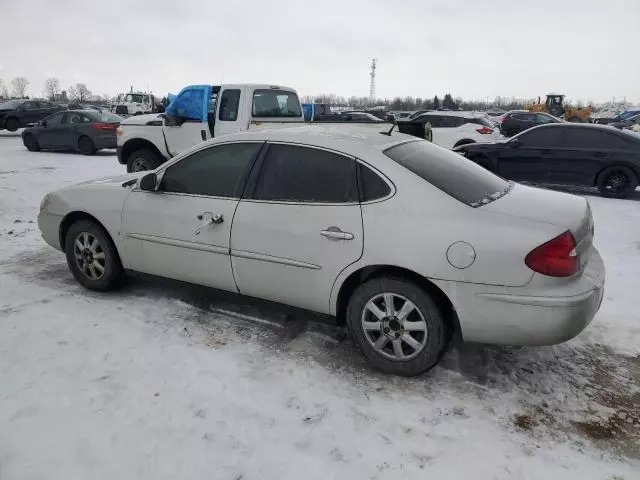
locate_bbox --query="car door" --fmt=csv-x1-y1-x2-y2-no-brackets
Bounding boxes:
163,85,213,156
36,112,68,148
421,115,442,145
121,141,264,291
230,143,364,314
559,128,628,185
214,87,245,137
430,116,462,149
496,127,564,182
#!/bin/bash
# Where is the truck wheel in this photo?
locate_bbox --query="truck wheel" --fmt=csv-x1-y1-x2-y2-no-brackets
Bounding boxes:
5,117,19,132
127,149,161,173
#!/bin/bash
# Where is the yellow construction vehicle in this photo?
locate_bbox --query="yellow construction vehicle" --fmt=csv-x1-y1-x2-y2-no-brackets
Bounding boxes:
528,94,592,122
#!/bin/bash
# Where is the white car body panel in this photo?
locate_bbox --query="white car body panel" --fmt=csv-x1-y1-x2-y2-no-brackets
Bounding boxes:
40,125,604,347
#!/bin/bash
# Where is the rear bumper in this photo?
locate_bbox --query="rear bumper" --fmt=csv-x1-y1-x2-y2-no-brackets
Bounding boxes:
439,247,605,345
93,133,117,150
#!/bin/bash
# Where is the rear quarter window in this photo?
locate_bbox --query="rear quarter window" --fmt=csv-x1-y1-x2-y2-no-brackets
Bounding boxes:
384,140,511,207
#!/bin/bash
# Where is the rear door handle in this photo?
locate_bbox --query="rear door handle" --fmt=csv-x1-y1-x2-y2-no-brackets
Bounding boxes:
321,227,354,241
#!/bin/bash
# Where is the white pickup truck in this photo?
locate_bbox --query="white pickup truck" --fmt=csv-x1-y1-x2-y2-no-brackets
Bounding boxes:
116,84,305,172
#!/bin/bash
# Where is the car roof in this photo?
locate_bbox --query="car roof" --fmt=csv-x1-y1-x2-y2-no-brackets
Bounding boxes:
203,124,417,156
419,111,485,118
519,122,638,138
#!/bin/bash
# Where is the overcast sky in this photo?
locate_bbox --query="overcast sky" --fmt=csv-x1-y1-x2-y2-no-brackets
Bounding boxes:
2,0,639,103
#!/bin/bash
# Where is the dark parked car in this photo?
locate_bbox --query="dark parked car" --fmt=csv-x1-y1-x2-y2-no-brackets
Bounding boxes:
314,112,386,123
455,123,640,198
0,99,65,132
500,111,563,136
22,110,123,155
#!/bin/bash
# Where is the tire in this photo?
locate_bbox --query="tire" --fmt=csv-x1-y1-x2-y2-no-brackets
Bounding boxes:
346,277,448,376
24,134,40,152
78,136,96,155
597,166,638,199
64,219,123,291
5,117,19,132
127,149,162,173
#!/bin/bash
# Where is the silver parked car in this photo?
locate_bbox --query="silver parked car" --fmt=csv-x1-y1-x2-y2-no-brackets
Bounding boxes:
38,126,605,376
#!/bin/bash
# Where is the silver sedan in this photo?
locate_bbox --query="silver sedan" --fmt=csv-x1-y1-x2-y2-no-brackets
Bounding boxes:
38,125,605,376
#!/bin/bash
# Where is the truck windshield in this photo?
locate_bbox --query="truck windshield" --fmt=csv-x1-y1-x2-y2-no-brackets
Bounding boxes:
252,90,302,118
125,94,146,103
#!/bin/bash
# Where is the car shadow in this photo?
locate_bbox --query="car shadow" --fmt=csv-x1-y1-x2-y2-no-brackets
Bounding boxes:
26,149,117,157
6,246,640,458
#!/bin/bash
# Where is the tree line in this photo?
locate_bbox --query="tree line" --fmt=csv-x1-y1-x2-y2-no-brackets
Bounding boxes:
301,93,535,111
0,76,110,103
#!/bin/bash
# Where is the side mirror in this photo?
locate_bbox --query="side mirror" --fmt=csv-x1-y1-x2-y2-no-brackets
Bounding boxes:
139,173,158,191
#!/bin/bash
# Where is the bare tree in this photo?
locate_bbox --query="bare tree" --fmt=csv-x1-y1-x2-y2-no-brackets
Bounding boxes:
43,77,60,100
11,77,30,98
68,83,91,103
0,79,8,99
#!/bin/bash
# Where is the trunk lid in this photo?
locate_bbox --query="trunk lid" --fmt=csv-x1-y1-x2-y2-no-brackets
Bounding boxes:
483,184,594,270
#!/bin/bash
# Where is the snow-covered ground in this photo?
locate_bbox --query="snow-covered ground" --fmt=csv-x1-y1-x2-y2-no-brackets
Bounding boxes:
0,130,638,480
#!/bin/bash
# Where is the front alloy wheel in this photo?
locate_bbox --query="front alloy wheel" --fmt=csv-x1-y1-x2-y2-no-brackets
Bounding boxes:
73,231,106,280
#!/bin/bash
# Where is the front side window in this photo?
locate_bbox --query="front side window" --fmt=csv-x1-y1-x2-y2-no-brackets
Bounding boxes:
516,127,564,146
20,101,39,111
384,140,510,207
160,142,262,198
253,144,357,203
67,112,91,124
252,89,302,118
218,89,240,121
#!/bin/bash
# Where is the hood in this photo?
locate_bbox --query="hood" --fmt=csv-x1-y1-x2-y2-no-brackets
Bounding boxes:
77,172,145,187
121,113,163,126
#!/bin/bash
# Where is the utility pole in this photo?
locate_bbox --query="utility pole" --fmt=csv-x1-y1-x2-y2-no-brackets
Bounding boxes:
369,58,377,105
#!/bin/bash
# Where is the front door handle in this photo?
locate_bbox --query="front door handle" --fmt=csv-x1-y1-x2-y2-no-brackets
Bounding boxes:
194,212,223,235
321,227,354,241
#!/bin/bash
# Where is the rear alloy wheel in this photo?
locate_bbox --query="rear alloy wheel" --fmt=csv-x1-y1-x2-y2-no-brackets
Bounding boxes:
24,134,40,152
597,166,638,199
64,220,122,291
5,117,19,132
127,149,161,172
346,277,448,376
78,136,96,155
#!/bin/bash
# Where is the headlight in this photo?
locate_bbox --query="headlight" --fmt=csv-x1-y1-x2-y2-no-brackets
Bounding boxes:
40,194,51,212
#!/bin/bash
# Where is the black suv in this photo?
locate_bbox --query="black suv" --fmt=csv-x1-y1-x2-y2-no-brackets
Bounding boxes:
500,111,561,137
0,99,65,132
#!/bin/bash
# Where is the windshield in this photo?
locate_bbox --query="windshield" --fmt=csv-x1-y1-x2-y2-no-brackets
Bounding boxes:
384,140,512,207
252,89,302,118
0,99,25,110
125,94,146,103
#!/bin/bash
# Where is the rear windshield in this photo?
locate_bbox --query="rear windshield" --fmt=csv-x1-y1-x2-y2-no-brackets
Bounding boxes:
252,89,302,118
86,111,123,123
384,140,511,207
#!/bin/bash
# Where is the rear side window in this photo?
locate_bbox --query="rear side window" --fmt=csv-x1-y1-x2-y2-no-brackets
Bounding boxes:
384,140,510,207
421,115,440,127
252,89,302,118
218,89,241,121
466,117,494,128
160,142,262,198
511,113,534,122
359,164,391,202
438,116,464,127
564,128,630,149
254,144,357,203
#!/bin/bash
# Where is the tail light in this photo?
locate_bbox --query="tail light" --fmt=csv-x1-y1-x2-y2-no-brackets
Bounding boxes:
116,126,123,136
476,126,494,134
93,123,117,130
525,230,578,277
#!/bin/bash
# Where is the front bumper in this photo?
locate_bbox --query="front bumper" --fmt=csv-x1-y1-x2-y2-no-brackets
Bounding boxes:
441,247,605,346
38,211,64,251
116,146,125,164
